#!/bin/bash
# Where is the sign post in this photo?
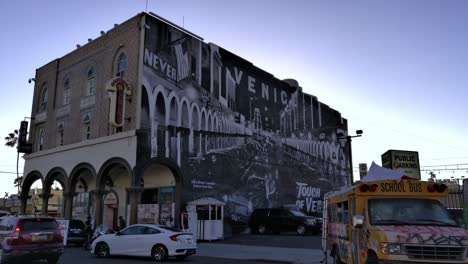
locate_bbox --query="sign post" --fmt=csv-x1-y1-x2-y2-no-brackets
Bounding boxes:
464,179,468,229
56,219,69,246
381,150,421,180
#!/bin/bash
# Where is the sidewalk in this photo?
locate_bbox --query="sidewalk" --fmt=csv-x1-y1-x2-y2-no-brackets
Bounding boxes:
197,243,333,264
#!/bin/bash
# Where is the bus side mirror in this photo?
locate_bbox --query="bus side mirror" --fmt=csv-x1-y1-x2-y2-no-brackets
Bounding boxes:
353,215,364,229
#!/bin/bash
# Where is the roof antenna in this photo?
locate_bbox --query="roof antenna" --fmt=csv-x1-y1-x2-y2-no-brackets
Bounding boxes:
145,0,148,12
183,16,184,28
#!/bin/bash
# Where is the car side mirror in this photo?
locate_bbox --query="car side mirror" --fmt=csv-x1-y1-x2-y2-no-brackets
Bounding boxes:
353,215,364,229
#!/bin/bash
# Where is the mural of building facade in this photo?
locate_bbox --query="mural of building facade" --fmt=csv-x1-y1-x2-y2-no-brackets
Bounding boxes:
138,15,349,222
20,13,349,230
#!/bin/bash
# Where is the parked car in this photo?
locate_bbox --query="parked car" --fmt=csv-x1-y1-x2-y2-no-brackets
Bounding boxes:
67,219,88,246
0,211,10,218
91,224,196,261
0,215,64,263
249,208,322,235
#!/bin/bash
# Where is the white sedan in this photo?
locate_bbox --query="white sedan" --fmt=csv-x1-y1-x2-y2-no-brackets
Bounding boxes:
91,224,196,261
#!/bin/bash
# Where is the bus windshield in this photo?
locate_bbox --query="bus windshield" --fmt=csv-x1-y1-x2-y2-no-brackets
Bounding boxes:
368,198,458,227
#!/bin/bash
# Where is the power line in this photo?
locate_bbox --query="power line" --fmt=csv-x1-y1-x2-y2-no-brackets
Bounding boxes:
0,171,23,175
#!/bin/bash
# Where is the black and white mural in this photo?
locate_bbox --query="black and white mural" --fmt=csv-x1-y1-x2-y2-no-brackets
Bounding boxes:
139,16,350,223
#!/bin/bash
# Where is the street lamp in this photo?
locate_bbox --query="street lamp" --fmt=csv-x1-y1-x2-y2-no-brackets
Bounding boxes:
338,129,363,185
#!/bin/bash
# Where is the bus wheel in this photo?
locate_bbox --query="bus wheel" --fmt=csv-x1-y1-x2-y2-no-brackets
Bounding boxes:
366,252,379,264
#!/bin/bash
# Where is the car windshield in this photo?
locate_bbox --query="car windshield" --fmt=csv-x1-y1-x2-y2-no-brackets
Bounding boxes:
289,210,306,217
20,218,58,231
369,198,458,227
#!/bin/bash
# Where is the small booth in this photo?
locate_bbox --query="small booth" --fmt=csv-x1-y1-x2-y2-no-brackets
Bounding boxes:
183,198,225,241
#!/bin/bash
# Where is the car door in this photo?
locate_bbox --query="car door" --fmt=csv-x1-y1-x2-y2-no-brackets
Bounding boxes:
136,226,162,256
110,226,145,256
269,209,283,232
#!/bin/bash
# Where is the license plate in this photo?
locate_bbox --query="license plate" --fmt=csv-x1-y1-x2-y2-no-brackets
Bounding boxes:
32,235,47,241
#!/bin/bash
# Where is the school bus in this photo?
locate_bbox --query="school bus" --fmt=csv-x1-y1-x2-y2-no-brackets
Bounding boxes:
322,179,468,264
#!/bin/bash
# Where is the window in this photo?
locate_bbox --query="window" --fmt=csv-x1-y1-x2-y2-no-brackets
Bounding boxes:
117,53,127,78
37,127,44,151
120,226,145,235
87,68,95,95
63,78,71,105
57,121,64,146
83,112,91,140
39,85,48,112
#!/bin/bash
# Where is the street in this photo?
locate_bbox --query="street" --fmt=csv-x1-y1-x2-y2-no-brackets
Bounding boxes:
53,233,326,264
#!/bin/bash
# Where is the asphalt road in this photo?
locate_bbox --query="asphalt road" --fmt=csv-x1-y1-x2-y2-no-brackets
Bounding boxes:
218,233,323,249
56,247,274,264
36,233,321,264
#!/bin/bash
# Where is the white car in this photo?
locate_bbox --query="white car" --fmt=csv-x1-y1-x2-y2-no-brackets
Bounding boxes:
91,224,196,261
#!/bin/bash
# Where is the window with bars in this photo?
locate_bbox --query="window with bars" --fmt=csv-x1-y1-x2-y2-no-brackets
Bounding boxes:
117,53,127,78
63,78,71,105
87,68,95,95
39,85,48,112
37,127,44,151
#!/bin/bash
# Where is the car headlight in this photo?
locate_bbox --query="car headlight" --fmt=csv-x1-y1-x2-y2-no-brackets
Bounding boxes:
381,243,402,255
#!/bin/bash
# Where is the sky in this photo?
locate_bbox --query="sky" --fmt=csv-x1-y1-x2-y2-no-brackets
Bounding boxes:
1,0,468,195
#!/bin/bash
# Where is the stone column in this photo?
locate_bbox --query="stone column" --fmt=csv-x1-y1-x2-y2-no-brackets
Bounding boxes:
126,187,143,225
41,192,52,216
19,194,29,214
63,191,75,219
90,190,106,227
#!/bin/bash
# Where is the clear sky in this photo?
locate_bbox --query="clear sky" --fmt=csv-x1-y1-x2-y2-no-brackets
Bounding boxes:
1,0,467,195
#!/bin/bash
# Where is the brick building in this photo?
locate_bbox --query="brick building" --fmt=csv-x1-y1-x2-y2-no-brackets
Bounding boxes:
21,12,350,230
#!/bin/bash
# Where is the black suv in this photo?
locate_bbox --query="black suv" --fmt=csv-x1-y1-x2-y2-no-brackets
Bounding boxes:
0,215,64,263
249,208,322,235
67,219,87,246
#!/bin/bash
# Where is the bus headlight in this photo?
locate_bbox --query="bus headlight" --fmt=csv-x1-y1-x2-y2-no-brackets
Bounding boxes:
381,243,402,255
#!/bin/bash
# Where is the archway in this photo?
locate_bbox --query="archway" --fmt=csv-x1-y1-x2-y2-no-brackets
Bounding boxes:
68,163,97,221
180,99,190,164
168,96,178,161
96,158,132,229
43,168,67,217
155,92,167,157
20,171,43,214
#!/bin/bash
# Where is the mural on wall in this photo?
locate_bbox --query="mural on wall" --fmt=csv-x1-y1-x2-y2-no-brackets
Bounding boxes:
138,16,350,223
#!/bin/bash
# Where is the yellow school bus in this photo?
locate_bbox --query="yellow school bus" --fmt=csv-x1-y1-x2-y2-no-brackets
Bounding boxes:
322,179,468,264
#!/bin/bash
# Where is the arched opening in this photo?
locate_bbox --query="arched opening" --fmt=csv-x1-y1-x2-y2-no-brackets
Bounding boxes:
140,164,176,225
141,86,151,155
155,92,167,157
97,159,132,231
191,106,200,155
69,163,96,222
180,100,190,164
201,111,206,154
168,96,178,161
20,172,43,214
43,168,67,217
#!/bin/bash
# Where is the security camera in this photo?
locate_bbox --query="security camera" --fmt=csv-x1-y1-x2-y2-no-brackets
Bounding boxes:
28,78,35,84
356,130,363,135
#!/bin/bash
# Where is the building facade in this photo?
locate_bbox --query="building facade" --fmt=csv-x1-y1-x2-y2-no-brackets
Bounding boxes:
21,12,350,230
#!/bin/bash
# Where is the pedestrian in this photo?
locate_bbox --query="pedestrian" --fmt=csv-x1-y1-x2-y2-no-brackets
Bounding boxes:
118,216,126,230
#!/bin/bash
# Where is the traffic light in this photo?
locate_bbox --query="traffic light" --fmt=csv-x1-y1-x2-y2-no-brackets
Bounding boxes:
17,121,32,154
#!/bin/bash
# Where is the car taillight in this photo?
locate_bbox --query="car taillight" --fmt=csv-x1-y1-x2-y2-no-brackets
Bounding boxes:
169,235,179,242
55,233,64,243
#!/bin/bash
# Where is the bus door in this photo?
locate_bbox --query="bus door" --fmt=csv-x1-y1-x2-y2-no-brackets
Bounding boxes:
349,197,360,264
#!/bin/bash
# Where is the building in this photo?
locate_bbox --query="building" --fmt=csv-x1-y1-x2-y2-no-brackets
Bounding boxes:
21,12,350,230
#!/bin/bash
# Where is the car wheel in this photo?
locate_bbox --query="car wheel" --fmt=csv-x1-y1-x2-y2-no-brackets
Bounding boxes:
257,224,267,234
296,224,307,235
151,244,168,261
176,255,188,260
95,242,110,258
